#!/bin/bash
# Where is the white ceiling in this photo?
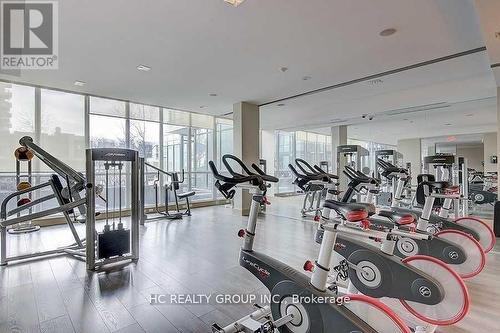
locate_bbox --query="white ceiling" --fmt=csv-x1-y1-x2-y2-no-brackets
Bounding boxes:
0,0,497,144
475,0,500,84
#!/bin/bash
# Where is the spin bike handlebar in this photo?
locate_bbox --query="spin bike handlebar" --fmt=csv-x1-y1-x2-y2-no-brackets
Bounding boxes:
222,154,279,183
313,164,339,180
295,158,319,176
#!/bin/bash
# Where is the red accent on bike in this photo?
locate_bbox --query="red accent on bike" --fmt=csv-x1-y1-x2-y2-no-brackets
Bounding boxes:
360,219,371,230
263,196,271,205
398,215,415,225
237,229,245,238
314,215,321,222
303,260,314,272
346,210,368,222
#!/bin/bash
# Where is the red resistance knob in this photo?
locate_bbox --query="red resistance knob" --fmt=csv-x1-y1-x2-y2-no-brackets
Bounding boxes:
263,196,271,205
360,219,371,230
313,215,321,222
238,229,246,238
303,260,314,272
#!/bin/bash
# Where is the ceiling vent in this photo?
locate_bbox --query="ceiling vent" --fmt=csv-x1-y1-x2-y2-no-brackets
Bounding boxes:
224,0,245,6
367,79,383,85
381,102,450,117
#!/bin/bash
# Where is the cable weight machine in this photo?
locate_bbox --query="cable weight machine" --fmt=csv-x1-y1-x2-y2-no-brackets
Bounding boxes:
85,148,141,271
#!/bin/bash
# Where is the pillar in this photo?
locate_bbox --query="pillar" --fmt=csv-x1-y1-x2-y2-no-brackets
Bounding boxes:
233,102,260,215
497,88,500,191
397,138,422,185
331,125,348,188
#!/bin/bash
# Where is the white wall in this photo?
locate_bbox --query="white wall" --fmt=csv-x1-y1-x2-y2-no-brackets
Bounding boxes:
456,145,484,172
397,138,421,184
483,132,497,173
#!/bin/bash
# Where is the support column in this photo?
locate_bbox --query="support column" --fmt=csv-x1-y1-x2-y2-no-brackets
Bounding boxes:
497,88,500,191
233,102,260,215
397,138,422,185
331,125,348,188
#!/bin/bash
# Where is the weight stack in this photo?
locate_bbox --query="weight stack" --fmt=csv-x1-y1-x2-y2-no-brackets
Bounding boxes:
494,201,500,237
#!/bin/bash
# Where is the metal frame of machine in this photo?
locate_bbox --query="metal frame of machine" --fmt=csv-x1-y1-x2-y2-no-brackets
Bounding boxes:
85,148,141,270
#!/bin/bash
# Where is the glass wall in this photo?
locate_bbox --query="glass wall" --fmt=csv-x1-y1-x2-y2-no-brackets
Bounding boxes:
275,130,332,194
0,80,234,213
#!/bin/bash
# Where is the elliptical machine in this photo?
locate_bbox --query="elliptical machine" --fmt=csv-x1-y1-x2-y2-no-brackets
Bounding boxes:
210,154,411,333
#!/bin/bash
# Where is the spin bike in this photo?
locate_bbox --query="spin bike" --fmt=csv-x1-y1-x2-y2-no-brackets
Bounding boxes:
340,165,485,279
291,160,470,328
210,154,411,333
288,159,341,221
378,159,496,254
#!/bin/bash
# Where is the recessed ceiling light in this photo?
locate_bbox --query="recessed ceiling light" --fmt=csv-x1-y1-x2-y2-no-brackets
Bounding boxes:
199,105,207,109
74,80,86,86
209,93,218,97
465,113,474,117
444,123,452,126
379,28,397,37
137,64,151,71
280,67,289,73
302,76,312,81
277,103,285,107
224,0,245,6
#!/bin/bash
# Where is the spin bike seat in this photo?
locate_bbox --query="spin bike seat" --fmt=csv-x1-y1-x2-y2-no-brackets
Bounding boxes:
378,210,416,226
323,200,371,222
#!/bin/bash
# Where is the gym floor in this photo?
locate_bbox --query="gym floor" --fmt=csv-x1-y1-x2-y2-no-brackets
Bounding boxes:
0,197,498,333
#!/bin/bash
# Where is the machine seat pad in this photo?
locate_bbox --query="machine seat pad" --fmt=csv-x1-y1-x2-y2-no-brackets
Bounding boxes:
424,181,451,190
178,191,195,199
378,210,416,226
324,200,371,222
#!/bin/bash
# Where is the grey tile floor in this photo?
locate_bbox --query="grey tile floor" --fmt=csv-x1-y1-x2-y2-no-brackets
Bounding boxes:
0,196,499,333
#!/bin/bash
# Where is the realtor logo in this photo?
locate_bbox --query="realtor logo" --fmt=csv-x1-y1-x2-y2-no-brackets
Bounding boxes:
1,0,58,69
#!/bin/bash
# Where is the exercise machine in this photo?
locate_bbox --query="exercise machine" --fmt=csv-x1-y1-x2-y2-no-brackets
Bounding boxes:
8,146,40,234
85,148,141,270
379,159,496,254
140,162,194,223
1,136,87,265
288,159,340,221
341,164,485,279
210,154,411,333
311,199,469,330
337,145,369,201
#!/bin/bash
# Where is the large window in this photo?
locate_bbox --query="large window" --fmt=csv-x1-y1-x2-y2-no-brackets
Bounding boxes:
191,114,215,201
0,82,233,212
0,83,35,211
40,89,86,171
